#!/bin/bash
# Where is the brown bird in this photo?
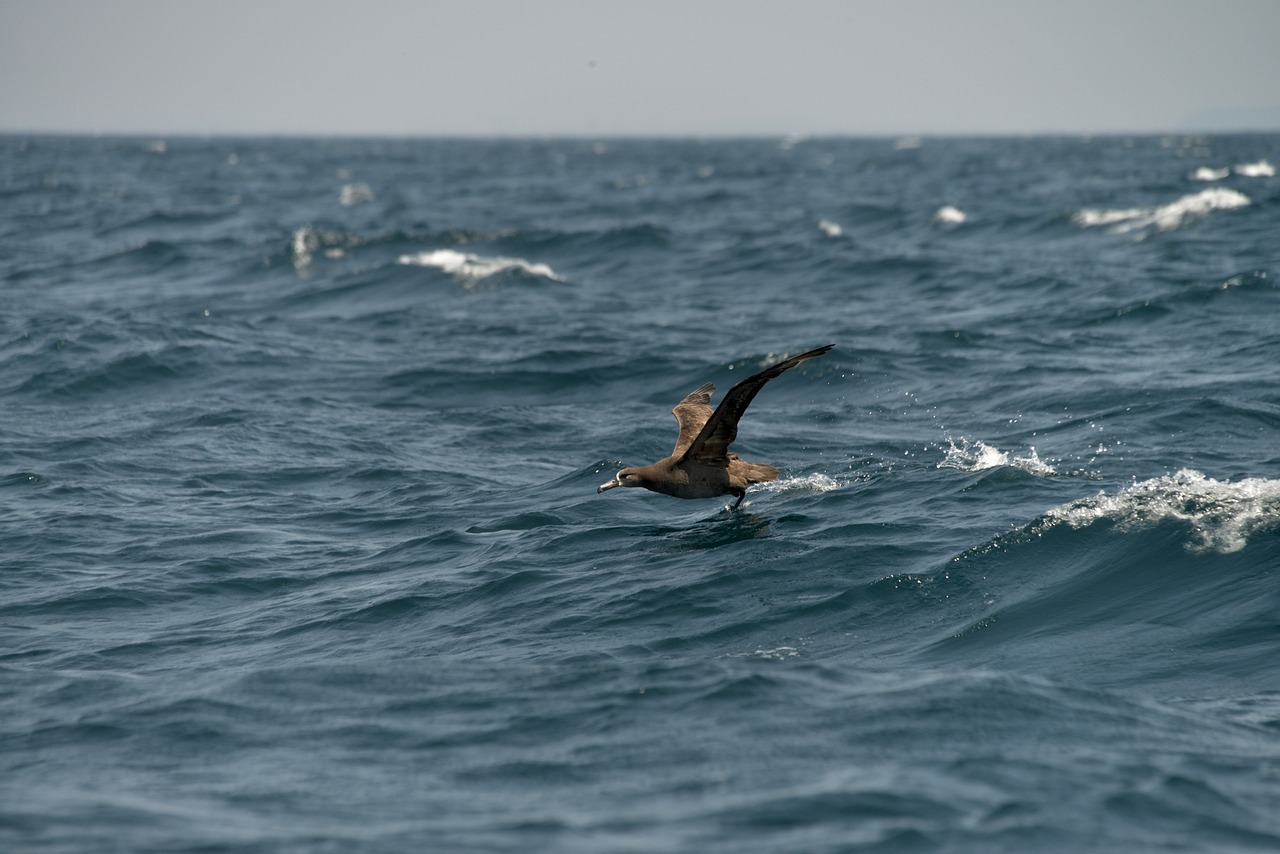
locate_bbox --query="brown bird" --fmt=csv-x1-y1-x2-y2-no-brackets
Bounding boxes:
597,345,833,509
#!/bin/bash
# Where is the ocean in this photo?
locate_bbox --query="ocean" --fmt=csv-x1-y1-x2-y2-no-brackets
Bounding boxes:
2,133,1279,852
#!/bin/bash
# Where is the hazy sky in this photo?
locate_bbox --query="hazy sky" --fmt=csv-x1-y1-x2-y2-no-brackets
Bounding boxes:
3,0,1279,136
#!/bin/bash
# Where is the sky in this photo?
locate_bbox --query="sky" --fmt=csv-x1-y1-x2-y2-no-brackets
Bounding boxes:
3,0,1280,137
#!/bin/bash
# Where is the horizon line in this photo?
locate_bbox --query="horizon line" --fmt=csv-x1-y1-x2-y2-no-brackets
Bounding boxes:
5,126,1280,142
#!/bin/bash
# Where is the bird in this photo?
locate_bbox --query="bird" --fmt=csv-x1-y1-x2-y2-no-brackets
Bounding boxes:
597,344,833,509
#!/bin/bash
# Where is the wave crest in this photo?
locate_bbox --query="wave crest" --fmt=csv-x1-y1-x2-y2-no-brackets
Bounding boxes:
1043,469,1280,553
397,249,563,284
1073,187,1250,234
1234,159,1275,178
932,205,967,224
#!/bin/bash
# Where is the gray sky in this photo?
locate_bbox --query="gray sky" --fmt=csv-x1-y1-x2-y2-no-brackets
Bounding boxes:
3,0,1279,136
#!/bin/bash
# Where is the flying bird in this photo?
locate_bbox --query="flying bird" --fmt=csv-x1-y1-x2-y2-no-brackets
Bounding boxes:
597,345,833,509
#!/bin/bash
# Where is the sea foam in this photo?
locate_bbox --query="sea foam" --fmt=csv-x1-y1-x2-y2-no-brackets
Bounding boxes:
398,249,563,283
1234,159,1275,178
1073,187,1250,234
758,473,842,494
1191,166,1230,181
1043,469,1280,553
938,438,1056,476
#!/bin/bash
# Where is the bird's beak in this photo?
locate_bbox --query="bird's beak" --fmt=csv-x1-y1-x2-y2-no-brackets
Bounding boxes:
597,477,621,494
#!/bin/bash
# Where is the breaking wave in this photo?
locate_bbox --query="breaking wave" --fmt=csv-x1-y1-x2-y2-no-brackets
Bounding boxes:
932,205,967,224
397,249,563,283
1041,469,1280,553
1073,187,1250,234
1192,166,1231,181
1234,159,1275,177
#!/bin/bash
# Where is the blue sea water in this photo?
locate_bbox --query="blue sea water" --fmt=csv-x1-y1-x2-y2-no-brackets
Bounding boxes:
2,133,1280,852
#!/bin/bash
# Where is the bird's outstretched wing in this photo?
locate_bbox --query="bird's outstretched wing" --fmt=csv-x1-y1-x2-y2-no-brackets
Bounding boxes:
680,345,833,467
671,382,714,457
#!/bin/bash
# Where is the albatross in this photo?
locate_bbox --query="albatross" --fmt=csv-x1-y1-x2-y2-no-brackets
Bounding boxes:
597,344,833,509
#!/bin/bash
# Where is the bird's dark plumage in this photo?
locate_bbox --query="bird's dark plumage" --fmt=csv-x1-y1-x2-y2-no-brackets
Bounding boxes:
597,345,833,508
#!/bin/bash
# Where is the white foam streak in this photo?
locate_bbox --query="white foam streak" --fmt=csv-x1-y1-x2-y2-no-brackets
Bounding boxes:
1045,469,1280,554
939,439,1056,476
1192,166,1230,181
398,249,563,283
1073,187,1250,234
1234,159,1275,177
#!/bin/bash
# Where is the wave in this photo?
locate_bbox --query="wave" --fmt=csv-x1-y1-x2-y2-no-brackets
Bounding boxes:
1185,159,1271,183
1192,166,1231,181
927,469,1280,699
276,222,658,281
1073,187,1250,234
283,226,530,272
1234,159,1275,178
932,205,967,225
1039,468,1280,554
397,249,563,284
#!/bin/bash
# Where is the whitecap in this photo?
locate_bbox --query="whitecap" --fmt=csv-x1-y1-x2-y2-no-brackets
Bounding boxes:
932,205,967,224
1073,187,1250,234
290,226,319,270
1234,159,1275,178
290,226,360,270
339,182,375,207
817,219,843,238
397,249,563,283
1191,166,1229,181
1043,469,1280,554
939,438,1056,476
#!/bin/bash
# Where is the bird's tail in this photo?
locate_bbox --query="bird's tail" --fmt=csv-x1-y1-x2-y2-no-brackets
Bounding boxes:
742,462,779,484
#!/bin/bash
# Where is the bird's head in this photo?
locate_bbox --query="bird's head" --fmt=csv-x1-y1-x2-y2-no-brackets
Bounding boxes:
597,467,646,494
